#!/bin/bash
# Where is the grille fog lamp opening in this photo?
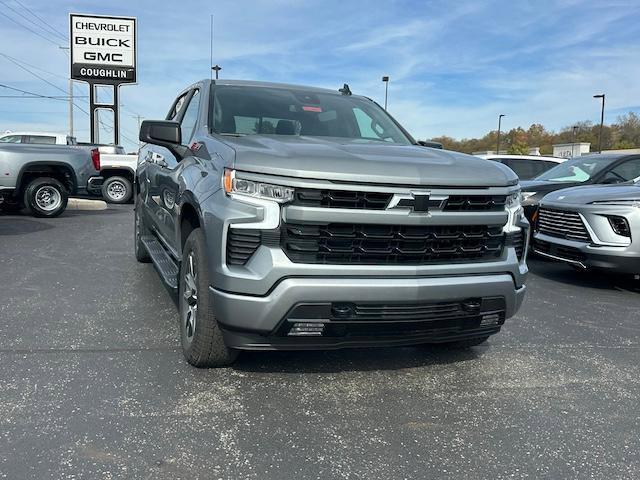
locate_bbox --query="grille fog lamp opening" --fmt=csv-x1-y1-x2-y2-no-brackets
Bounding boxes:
480,313,501,326
608,216,631,237
288,322,325,336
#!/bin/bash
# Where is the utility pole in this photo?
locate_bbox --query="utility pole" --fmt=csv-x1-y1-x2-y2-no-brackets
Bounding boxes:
593,94,605,153
382,76,389,110
210,14,214,79
59,46,73,137
132,114,143,147
496,114,505,154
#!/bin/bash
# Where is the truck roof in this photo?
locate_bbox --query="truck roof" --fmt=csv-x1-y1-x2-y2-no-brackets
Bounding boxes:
209,79,349,96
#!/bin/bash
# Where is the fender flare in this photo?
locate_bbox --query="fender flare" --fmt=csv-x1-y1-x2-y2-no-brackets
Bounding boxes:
16,161,78,194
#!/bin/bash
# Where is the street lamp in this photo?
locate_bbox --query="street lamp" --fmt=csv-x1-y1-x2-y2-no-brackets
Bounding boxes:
382,76,389,110
496,114,505,154
593,94,605,153
212,65,222,80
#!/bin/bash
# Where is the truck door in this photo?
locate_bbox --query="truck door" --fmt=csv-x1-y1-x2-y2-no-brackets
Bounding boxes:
146,89,201,252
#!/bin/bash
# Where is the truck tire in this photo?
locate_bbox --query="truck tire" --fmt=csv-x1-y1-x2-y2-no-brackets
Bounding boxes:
23,177,68,218
134,201,151,263
179,228,238,367
102,176,132,204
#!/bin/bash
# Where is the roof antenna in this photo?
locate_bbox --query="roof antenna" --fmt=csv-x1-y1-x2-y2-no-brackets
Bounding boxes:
339,83,352,96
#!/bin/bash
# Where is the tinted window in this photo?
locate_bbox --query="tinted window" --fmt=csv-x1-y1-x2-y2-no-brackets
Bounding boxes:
180,90,200,145
0,135,22,143
168,93,189,121
499,159,541,180
26,135,56,144
211,85,412,144
536,156,618,183
608,158,640,181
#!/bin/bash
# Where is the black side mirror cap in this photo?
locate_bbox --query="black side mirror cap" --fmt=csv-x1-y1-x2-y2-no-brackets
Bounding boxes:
417,140,443,149
139,120,189,159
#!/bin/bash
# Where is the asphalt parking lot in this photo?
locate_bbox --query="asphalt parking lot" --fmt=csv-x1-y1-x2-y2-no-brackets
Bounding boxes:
1,205,639,479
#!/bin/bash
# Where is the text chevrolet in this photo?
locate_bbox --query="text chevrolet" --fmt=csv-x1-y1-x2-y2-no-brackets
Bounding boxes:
135,79,529,367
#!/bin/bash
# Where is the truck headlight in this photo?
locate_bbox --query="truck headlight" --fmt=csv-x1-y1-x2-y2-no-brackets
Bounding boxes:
223,169,294,203
504,190,523,232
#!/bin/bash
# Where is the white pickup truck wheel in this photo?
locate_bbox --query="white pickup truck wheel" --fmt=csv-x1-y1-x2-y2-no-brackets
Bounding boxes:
102,176,132,204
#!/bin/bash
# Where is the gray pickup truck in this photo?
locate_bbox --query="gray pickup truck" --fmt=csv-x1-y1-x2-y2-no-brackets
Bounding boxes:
0,143,98,217
136,79,529,367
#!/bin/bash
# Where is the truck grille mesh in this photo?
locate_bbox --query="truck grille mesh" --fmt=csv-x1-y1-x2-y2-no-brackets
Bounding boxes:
538,208,591,242
292,189,507,212
226,229,261,265
281,223,504,265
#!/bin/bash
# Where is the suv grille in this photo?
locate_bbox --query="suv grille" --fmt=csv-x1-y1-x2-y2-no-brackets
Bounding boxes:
292,189,507,212
538,208,591,242
281,223,504,264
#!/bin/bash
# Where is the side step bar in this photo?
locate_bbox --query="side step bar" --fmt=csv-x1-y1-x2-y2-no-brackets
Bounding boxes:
141,235,179,290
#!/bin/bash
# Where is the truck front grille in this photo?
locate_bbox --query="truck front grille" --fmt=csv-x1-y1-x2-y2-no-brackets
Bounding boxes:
538,208,591,242
292,189,507,212
281,222,504,265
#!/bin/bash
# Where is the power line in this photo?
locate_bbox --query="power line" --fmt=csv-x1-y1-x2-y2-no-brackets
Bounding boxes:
11,0,68,41
0,9,63,46
0,83,72,100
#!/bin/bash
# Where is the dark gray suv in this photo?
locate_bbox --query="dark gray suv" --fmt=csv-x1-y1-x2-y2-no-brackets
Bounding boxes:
135,79,528,367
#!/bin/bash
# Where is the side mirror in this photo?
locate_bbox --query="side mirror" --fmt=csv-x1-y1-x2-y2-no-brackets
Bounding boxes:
417,140,443,149
139,120,189,159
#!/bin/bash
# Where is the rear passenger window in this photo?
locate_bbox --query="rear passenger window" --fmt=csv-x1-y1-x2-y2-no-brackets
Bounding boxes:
26,135,56,144
0,135,22,143
168,93,189,121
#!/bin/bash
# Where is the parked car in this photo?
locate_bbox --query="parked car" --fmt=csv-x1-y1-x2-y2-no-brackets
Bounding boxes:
135,79,528,367
520,153,640,223
0,131,77,145
532,180,640,275
477,154,565,180
0,143,99,217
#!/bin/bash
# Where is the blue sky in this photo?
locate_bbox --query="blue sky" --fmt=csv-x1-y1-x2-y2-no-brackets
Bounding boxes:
1,0,639,151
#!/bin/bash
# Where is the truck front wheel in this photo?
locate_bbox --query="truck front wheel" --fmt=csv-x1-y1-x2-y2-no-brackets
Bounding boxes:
102,176,132,204
23,177,68,218
179,228,238,367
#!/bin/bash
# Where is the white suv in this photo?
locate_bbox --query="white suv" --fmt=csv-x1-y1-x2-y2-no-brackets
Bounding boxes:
0,131,77,145
476,154,565,180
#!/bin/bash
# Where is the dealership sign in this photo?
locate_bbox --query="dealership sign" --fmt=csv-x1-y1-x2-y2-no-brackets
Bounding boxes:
70,13,137,84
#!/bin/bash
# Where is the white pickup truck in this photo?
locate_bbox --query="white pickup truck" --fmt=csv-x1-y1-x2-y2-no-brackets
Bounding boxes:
84,144,138,203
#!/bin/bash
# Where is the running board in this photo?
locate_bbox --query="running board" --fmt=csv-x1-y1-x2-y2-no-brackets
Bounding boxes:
141,235,179,290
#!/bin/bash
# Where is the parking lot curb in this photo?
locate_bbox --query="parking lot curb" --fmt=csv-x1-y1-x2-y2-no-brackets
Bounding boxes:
68,198,107,211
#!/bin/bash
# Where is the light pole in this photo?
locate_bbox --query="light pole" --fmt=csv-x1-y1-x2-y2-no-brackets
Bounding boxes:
593,94,605,153
571,125,578,157
382,76,389,110
212,65,222,80
496,114,505,154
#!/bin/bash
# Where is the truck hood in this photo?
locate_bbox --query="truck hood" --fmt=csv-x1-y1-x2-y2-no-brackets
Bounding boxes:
542,183,640,205
220,135,517,187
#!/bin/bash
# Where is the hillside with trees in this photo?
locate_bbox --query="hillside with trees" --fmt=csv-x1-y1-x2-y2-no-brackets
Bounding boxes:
431,112,640,155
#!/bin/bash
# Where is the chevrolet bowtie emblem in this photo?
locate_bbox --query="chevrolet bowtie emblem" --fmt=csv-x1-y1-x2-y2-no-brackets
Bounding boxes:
387,192,448,212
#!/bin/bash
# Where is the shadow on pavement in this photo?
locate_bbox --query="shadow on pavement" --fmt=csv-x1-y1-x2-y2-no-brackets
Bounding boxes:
0,217,53,236
232,344,484,374
528,257,640,293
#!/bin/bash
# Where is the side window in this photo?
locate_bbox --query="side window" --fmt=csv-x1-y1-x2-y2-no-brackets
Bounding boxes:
26,135,56,144
0,135,22,143
608,159,640,181
168,93,188,121
180,90,200,145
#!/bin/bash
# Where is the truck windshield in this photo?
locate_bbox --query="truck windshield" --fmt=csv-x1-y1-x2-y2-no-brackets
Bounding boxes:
211,85,412,145
535,156,617,183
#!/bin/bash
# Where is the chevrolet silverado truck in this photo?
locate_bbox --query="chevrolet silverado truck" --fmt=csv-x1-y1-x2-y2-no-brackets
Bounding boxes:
135,79,529,367
0,143,99,217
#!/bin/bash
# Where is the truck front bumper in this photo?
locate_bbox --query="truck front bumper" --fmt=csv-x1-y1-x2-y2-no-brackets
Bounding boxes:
212,274,525,350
